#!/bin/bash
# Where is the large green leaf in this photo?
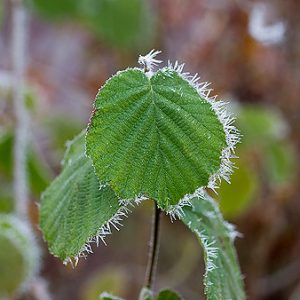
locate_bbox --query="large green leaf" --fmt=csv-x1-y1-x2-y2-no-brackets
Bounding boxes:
180,193,245,300
86,68,226,210
0,214,39,297
40,132,125,262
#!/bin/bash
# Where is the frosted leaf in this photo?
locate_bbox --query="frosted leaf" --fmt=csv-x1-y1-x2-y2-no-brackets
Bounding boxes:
180,192,245,300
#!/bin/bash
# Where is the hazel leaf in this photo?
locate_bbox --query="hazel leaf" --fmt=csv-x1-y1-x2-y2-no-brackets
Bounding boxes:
86,67,228,210
40,132,127,262
180,193,245,300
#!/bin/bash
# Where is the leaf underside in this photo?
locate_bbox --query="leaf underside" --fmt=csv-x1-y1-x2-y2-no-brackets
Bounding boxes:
39,132,122,261
86,68,226,209
180,193,245,300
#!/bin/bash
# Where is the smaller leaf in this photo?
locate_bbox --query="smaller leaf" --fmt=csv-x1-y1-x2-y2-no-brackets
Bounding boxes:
156,289,182,300
80,0,155,50
218,157,258,218
99,292,124,300
0,214,39,297
265,141,296,188
180,193,245,300
28,0,79,20
0,131,51,197
82,267,127,300
237,105,287,147
40,131,127,261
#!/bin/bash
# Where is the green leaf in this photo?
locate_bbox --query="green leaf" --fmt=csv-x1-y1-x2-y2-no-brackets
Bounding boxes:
40,131,125,262
28,0,79,20
43,114,86,157
86,68,226,210
237,105,287,147
156,289,182,300
265,141,296,188
180,193,245,300
83,267,127,300
100,292,124,300
27,149,52,196
0,131,51,197
218,157,258,218
0,193,14,213
0,214,39,297
0,132,13,178
80,0,154,50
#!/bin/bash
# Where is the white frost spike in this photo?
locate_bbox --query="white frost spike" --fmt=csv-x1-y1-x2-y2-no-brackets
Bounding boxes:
195,229,218,273
166,197,193,221
224,221,243,242
138,49,162,77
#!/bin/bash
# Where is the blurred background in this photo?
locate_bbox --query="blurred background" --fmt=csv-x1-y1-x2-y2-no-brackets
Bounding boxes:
0,0,300,299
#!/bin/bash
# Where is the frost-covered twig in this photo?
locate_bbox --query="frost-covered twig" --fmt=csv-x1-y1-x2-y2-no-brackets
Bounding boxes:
11,0,29,218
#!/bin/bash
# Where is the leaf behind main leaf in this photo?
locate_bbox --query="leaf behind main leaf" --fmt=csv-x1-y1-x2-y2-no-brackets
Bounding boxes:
156,289,182,300
0,214,39,297
40,132,125,262
180,193,245,300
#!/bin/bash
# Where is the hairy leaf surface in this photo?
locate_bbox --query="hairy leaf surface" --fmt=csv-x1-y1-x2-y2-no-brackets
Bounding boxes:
40,132,122,261
86,68,226,209
180,193,245,300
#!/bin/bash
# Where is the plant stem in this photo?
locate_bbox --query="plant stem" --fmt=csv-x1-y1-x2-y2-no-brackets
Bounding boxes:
11,0,29,218
145,201,162,289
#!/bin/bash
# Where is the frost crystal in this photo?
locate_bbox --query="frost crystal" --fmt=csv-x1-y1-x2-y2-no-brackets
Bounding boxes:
138,49,162,77
195,229,218,273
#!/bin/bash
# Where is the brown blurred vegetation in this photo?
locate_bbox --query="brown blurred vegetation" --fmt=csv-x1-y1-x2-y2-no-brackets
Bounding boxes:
1,0,300,299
